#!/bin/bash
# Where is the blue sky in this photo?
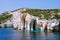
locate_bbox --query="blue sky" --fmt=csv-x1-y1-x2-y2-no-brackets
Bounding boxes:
0,0,60,13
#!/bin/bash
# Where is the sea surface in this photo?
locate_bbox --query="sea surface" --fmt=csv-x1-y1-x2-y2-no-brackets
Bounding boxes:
0,28,60,40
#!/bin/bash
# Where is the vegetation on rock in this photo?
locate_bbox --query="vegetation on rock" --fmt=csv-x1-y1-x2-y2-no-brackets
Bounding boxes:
0,12,12,24
22,8,60,20
0,8,60,24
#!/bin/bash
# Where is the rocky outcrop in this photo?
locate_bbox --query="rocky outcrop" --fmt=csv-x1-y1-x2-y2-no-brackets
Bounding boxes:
0,20,13,28
0,8,60,32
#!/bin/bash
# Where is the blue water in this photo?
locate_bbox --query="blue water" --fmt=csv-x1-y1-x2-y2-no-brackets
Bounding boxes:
0,28,60,40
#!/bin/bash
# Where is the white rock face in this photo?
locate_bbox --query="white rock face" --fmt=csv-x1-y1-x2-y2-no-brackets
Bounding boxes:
10,10,21,29
58,13,60,15
10,11,35,30
8,9,59,31
4,20,12,27
0,24,5,28
25,14,32,30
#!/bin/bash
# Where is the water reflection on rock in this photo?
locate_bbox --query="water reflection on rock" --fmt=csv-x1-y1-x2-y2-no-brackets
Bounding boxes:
0,28,60,40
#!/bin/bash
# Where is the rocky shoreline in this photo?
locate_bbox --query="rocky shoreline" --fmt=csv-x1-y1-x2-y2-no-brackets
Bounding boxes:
0,8,60,32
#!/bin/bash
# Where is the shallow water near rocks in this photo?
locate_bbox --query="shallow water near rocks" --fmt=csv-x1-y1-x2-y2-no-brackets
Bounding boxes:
0,28,60,40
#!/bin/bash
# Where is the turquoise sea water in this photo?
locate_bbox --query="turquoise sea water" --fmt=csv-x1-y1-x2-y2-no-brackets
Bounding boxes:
0,28,60,40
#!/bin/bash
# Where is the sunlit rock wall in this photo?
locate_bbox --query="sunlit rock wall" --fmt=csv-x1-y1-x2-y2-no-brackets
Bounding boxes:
9,10,21,30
